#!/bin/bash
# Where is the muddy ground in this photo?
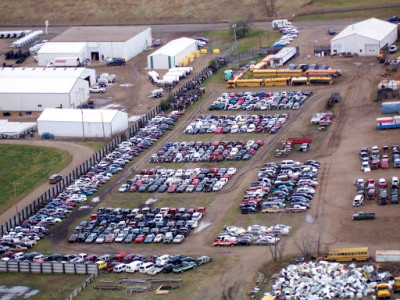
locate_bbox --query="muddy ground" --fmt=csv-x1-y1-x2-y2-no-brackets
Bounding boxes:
1,22,400,299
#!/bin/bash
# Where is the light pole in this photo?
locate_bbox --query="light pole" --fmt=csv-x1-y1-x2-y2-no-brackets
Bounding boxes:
81,108,85,139
232,24,237,48
12,181,18,216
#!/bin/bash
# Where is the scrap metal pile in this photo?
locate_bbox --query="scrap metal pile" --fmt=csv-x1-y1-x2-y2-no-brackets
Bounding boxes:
271,261,394,299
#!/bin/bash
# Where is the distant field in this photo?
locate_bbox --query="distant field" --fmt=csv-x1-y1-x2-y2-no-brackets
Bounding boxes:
0,0,398,25
0,145,70,213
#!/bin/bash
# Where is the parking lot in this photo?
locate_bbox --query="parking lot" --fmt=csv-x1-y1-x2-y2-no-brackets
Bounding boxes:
2,21,400,299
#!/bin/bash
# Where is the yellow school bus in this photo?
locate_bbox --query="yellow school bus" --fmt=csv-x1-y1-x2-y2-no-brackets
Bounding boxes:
253,69,303,78
308,76,333,85
291,77,309,85
264,77,290,87
235,79,265,87
325,247,370,262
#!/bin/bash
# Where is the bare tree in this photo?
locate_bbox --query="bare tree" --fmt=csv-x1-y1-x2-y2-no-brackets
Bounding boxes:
264,0,275,17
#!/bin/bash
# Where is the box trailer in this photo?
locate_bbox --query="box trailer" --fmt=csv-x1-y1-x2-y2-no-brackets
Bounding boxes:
376,250,400,262
382,101,400,114
47,56,81,67
270,47,297,68
377,116,400,129
272,19,292,29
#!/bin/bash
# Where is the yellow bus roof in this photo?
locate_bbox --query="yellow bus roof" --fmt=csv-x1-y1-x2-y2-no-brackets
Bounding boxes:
329,247,368,252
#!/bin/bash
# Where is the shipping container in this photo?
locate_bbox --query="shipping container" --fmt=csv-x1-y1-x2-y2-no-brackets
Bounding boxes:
382,101,400,114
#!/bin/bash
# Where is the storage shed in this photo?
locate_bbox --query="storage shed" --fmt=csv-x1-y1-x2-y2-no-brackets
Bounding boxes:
49,26,152,62
37,42,87,67
0,67,96,86
331,18,398,56
147,37,198,69
0,76,89,111
37,109,128,138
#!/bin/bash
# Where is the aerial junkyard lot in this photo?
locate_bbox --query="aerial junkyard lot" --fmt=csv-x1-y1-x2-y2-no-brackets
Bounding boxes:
1,18,400,299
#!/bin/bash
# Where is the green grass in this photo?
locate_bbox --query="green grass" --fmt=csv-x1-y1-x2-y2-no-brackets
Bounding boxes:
0,145,71,213
295,7,397,21
0,272,88,300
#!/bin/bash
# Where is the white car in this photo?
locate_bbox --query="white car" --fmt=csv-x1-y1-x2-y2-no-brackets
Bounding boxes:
89,86,106,93
389,45,398,53
227,167,237,175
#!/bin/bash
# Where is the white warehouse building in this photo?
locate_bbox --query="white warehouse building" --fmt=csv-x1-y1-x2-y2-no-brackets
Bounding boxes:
147,37,198,69
37,109,128,138
0,67,96,86
37,42,87,67
0,78,89,112
43,26,152,63
330,18,398,56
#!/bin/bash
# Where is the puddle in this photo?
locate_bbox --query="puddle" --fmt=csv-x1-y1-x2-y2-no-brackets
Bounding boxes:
100,103,123,109
78,206,91,210
194,221,212,233
91,197,100,203
119,83,133,87
0,286,39,300
128,115,142,122
145,198,158,205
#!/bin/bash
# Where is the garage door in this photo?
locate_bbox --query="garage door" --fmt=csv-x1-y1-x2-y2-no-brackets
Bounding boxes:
365,44,379,56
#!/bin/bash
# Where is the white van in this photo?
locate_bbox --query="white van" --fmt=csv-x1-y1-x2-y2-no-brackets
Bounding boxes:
139,262,154,274
125,261,143,273
113,263,126,273
156,255,170,266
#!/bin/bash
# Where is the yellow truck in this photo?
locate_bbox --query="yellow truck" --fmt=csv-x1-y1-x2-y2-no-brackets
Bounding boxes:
393,277,400,293
376,283,391,299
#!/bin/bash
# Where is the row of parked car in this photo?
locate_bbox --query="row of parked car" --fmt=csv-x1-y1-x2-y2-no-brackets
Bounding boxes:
273,26,299,47
359,145,400,172
0,111,187,256
150,140,264,163
213,224,291,246
184,114,289,135
208,91,312,111
69,206,206,245
240,160,321,214
119,167,236,193
353,177,399,206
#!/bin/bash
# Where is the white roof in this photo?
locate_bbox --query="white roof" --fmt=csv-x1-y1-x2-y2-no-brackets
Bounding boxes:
332,18,397,42
38,108,123,123
38,42,87,54
0,77,80,94
150,37,196,57
0,67,90,78
0,120,36,134
272,47,296,59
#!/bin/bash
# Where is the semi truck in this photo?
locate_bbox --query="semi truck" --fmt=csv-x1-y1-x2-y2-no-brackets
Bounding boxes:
376,250,400,262
270,47,297,68
47,57,81,67
272,19,292,29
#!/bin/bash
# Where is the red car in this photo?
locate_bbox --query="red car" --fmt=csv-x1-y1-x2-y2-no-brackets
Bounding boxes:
256,140,264,146
214,127,224,134
168,185,177,193
135,234,146,243
380,159,389,169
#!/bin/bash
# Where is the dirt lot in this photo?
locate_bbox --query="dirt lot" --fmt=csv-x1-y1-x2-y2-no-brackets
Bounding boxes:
2,22,400,299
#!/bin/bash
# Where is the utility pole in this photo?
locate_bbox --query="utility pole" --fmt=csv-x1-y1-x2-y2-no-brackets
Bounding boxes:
13,181,18,216
232,24,237,49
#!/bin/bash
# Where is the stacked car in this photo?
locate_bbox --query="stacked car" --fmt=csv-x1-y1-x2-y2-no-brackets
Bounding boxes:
184,114,289,135
240,160,320,213
121,167,236,193
213,224,291,246
209,91,312,111
68,206,207,245
150,140,264,163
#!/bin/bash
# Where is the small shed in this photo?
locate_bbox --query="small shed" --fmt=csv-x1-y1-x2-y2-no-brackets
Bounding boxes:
147,37,198,69
37,109,128,138
331,18,398,56
37,42,88,67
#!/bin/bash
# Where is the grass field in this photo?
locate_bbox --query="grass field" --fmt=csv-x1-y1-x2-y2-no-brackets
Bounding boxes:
0,272,88,300
0,145,71,213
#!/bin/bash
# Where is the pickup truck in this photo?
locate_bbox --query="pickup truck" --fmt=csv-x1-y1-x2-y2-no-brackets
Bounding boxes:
213,236,237,247
352,212,375,220
9,245,27,252
172,261,197,273
262,206,285,213
286,205,307,212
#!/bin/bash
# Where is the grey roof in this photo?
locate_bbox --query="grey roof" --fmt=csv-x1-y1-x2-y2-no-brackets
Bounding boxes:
51,26,151,43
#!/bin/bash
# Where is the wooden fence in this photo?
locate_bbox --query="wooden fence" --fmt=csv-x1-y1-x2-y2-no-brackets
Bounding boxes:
65,272,98,300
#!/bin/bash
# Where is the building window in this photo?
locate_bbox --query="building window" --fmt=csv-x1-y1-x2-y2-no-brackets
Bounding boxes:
38,104,42,107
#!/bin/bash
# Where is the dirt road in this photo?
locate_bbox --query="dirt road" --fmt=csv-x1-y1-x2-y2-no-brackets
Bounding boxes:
0,140,94,225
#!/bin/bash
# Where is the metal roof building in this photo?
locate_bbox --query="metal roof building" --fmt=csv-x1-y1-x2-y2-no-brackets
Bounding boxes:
37,108,128,138
37,42,87,66
0,77,89,111
147,37,198,69
43,26,152,63
331,18,398,56
0,67,96,85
